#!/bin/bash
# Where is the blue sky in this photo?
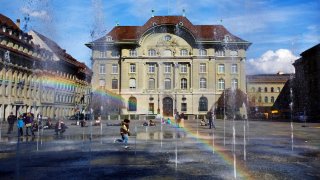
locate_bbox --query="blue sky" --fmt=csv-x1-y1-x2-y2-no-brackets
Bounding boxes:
1,0,319,74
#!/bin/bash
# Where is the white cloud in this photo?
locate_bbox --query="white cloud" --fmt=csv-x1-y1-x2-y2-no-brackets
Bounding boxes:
21,7,50,21
246,49,298,75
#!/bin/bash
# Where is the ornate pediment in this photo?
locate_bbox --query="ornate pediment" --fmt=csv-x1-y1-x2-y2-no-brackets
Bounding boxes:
156,35,179,47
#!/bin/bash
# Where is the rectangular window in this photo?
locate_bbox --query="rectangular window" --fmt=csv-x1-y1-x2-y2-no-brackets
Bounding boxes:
129,49,137,57
164,79,171,90
199,49,207,56
129,78,136,89
112,64,118,74
215,50,225,57
218,64,225,73
99,64,105,74
200,63,206,73
100,51,106,58
99,79,105,87
149,64,155,73
180,49,188,56
148,78,155,89
112,79,118,89
231,64,238,74
181,103,187,112
164,64,171,73
130,64,136,73
149,103,154,114
180,64,187,73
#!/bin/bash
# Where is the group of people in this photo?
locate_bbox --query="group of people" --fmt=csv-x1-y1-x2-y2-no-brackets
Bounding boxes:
6,112,67,137
174,112,185,128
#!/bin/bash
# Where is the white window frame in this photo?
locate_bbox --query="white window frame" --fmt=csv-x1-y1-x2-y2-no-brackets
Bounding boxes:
180,64,187,73
218,64,225,74
148,78,155,90
99,79,105,87
199,49,207,56
148,49,156,56
181,78,187,89
231,64,238,74
216,50,225,57
129,78,136,89
99,64,106,74
218,79,225,90
200,78,207,89
199,63,206,73
231,79,238,90
149,64,155,73
112,64,118,74
180,49,188,56
129,64,136,73
112,79,118,89
164,64,171,73
129,49,137,57
164,78,171,90
100,51,106,58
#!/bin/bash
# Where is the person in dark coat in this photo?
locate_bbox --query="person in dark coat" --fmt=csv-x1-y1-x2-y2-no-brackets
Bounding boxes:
24,112,34,136
7,112,16,134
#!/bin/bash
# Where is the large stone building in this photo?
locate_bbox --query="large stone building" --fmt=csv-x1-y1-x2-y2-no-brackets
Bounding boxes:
292,44,320,121
0,14,92,120
246,73,291,118
87,16,251,117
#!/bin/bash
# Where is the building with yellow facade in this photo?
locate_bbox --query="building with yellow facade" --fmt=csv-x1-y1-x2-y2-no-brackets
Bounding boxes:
87,16,251,117
0,14,91,120
246,73,291,118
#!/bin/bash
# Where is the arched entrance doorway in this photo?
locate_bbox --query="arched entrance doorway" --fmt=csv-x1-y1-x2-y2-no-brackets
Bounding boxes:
163,97,173,116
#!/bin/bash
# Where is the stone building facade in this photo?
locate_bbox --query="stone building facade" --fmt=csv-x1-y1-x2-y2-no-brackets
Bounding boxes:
246,73,291,118
0,14,91,120
87,16,250,117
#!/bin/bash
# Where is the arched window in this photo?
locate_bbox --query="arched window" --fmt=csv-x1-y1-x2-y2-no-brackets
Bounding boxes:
215,50,225,57
218,78,225,90
251,87,256,92
148,78,155,90
258,96,262,102
200,78,207,89
258,87,262,92
231,79,238,90
264,87,268,92
148,49,156,56
265,96,268,103
181,78,187,89
277,87,281,92
128,97,137,111
271,87,274,92
271,96,275,103
199,96,208,111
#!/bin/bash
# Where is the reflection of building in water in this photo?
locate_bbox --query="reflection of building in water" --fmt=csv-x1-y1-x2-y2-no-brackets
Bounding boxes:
246,73,290,118
0,14,92,120
87,15,250,117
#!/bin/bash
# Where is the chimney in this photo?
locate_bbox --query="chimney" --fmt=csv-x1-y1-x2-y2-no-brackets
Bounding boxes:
16,19,21,29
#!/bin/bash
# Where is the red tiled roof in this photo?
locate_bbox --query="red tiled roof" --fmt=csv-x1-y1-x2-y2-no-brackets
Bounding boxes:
92,16,248,44
0,13,20,31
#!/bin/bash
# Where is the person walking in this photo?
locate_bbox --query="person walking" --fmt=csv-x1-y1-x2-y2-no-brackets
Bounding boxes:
7,112,16,134
174,111,180,128
114,119,131,149
206,111,215,129
17,115,24,137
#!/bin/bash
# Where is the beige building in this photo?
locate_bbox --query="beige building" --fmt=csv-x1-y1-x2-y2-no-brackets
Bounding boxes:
0,14,91,120
246,73,291,117
87,16,251,117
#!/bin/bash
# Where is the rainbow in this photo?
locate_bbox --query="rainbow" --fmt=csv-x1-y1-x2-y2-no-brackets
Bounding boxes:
2,74,253,178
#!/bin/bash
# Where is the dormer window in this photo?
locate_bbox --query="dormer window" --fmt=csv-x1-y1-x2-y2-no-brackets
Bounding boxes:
9,29,12,35
2,26,6,32
111,50,119,57
148,49,156,56
224,35,230,42
199,49,207,56
129,49,137,57
180,49,188,56
106,36,112,42
164,35,171,41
